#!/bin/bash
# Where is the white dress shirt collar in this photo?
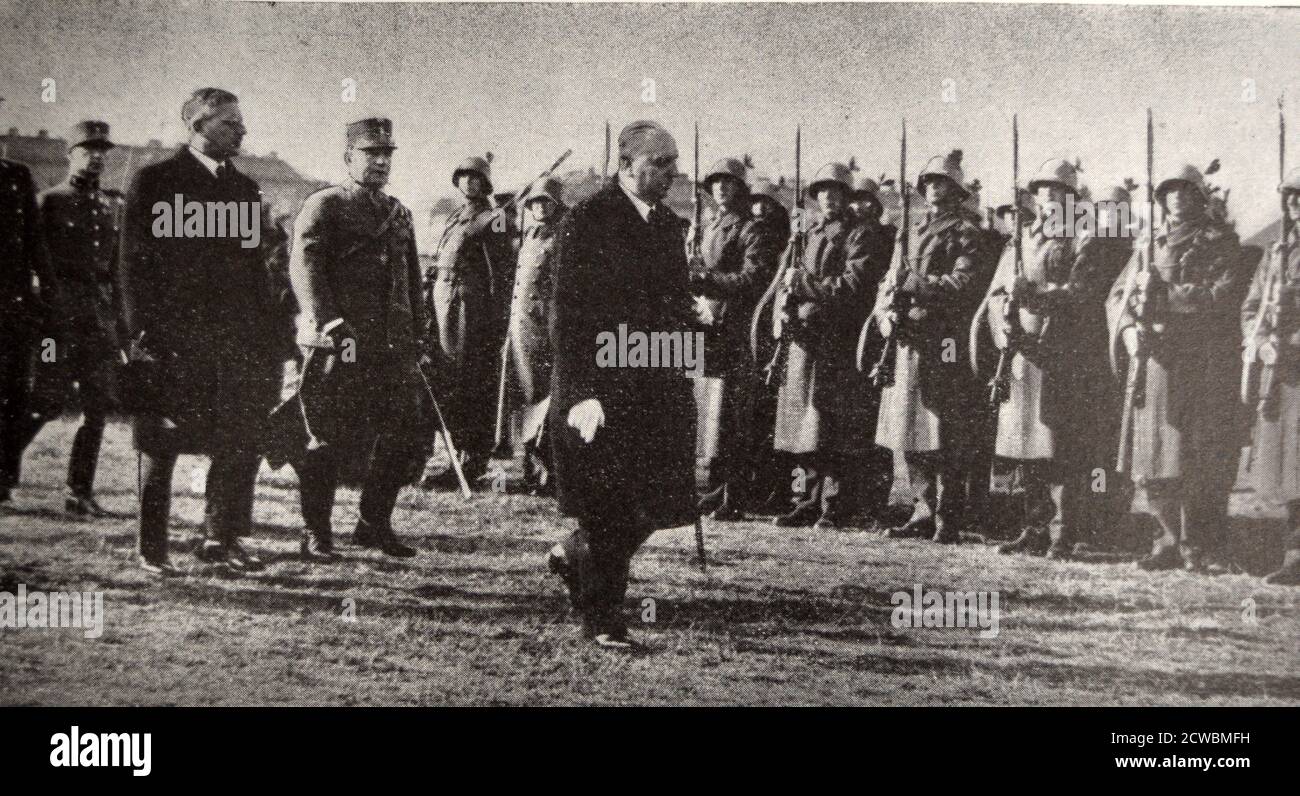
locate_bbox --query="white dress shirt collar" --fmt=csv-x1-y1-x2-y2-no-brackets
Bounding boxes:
188,144,225,178
618,179,654,222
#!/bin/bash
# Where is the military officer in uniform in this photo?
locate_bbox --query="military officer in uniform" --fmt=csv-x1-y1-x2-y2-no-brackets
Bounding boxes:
1242,166,1300,585
547,120,697,649
287,117,424,559
1107,164,1249,573
119,88,282,575
508,176,566,494
0,151,53,507
977,159,1113,559
875,150,990,543
689,158,776,519
0,122,123,517
423,154,516,488
770,162,888,529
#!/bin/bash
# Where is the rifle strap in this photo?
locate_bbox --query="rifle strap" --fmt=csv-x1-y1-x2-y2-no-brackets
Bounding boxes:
341,200,403,262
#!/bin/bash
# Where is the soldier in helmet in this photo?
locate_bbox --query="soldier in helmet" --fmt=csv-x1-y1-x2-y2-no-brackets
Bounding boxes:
0,121,123,517
770,162,889,529
0,146,54,508
1242,166,1300,585
976,159,1115,559
689,157,777,519
747,177,793,513
508,175,566,495
423,154,516,488
874,150,991,543
287,116,424,559
1107,163,1249,573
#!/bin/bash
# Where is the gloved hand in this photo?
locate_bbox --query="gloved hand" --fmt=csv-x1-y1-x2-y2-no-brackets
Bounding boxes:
325,320,358,350
1122,326,1142,356
567,398,605,444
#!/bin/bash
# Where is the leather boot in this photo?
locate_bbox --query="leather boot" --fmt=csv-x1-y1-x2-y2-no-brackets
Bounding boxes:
1264,549,1300,586
775,482,821,528
998,526,1048,555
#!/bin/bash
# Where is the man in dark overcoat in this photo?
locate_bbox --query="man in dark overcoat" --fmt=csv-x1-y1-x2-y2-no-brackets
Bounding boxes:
547,120,697,649
119,88,282,575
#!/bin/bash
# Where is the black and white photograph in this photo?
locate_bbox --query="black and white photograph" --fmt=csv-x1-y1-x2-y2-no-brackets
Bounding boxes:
0,0,1296,777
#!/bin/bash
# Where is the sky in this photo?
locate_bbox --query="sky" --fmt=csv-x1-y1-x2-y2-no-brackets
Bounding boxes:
1,0,1297,241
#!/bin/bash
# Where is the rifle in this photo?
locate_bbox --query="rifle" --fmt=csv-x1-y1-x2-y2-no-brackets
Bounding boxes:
865,119,909,386
1117,109,1159,474
690,121,702,263
1242,96,1290,418
987,114,1022,406
756,125,802,386
491,149,574,455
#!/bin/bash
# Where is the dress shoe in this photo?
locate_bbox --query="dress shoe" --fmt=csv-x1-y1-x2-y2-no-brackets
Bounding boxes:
353,519,417,558
885,515,934,539
998,527,1048,556
1136,543,1180,571
223,541,265,572
301,528,339,561
1264,550,1300,586
139,556,181,577
194,539,229,564
774,500,820,528
1181,547,1231,576
710,502,743,521
65,493,112,518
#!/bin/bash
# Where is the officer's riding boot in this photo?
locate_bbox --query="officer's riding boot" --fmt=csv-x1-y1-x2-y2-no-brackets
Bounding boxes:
65,416,110,517
775,465,822,528
1136,490,1182,571
1265,513,1300,585
815,466,846,530
998,465,1050,555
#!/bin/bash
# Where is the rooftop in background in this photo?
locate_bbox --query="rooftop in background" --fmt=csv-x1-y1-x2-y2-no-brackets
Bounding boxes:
0,128,328,219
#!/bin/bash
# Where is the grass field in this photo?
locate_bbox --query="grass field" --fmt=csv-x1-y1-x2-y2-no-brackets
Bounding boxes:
1,418,1298,706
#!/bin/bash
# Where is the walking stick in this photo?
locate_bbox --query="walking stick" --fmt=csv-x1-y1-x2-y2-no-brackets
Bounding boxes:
417,362,473,499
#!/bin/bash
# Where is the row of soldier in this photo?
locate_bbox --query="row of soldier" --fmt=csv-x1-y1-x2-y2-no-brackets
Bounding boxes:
1,90,1298,604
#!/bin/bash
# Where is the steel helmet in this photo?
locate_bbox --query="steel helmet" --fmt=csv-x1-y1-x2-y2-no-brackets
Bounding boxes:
523,176,565,207
1027,158,1081,193
850,175,881,200
702,157,748,193
1279,166,1300,194
807,162,853,198
750,177,782,201
917,150,969,198
452,156,493,193
1154,164,1208,202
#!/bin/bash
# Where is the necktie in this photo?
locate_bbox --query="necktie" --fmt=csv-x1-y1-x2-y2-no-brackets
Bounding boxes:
215,162,230,182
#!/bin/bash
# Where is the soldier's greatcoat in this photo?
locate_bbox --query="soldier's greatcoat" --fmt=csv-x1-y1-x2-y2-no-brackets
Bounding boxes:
875,211,987,454
119,147,281,456
429,199,516,455
550,183,696,531
979,223,1114,469
692,206,774,459
1106,217,1248,484
508,213,561,443
773,212,886,455
1242,238,1300,505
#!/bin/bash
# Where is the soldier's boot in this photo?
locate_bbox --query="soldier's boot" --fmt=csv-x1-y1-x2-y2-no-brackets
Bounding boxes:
998,526,1048,556
1180,545,1232,576
301,525,339,561
886,502,935,538
1264,550,1300,586
1044,482,1073,561
814,474,845,530
930,468,963,544
65,418,107,517
775,481,822,528
696,483,726,515
64,490,112,518
352,518,416,558
1136,494,1182,571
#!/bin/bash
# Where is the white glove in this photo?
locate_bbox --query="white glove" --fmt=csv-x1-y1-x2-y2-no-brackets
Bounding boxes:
1122,326,1141,356
567,398,605,444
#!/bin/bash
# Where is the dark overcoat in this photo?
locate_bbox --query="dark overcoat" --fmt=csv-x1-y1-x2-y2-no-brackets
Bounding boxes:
118,147,281,455
549,184,697,531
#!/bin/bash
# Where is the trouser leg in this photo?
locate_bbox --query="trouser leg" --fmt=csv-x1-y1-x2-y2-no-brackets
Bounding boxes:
819,452,846,520
295,447,339,533
359,427,419,527
67,412,105,497
934,455,965,537
905,452,937,522
1181,454,1234,554
1144,480,1182,551
138,450,177,562
206,447,259,541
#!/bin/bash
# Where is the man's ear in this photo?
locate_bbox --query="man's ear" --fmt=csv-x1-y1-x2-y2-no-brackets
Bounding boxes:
344,148,353,168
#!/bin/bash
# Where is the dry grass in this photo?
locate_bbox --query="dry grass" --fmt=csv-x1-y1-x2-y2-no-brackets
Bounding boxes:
1,418,1298,706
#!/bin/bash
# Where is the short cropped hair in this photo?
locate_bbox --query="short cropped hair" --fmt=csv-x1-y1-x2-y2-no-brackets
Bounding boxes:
181,88,239,132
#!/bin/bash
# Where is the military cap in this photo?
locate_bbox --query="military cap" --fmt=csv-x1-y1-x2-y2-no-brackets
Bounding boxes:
917,150,969,198
523,176,565,207
67,120,114,151
850,175,880,200
347,117,396,151
1028,158,1080,193
453,156,493,193
702,157,748,193
1155,164,1208,201
807,162,853,198
1279,166,1300,194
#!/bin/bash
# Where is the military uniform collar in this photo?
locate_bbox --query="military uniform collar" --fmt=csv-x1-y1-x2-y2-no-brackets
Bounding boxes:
714,207,745,229
68,173,100,192
346,179,389,203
